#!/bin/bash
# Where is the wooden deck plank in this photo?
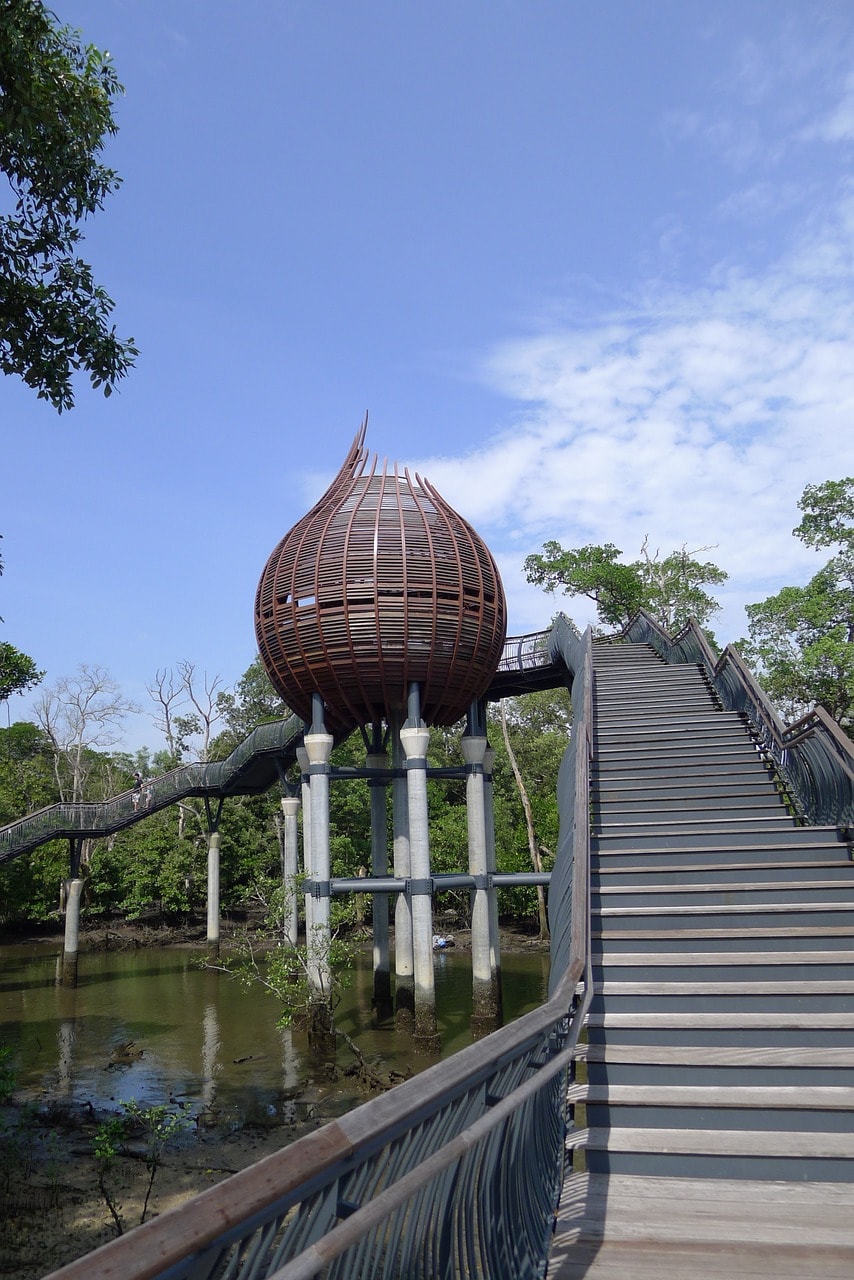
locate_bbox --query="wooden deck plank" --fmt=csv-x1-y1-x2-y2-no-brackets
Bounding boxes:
567,1084,854,1109
583,1043,854,1066
549,1174,854,1278
586,1012,854,1028
582,1127,854,1156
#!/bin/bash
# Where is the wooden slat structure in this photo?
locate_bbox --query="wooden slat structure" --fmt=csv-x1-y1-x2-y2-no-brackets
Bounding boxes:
254,421,507,731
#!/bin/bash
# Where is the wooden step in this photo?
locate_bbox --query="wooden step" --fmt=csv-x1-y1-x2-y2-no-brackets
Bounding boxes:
550,1173,854,1278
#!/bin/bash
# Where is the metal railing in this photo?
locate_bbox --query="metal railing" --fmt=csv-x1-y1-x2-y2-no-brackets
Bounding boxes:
0,715,306,863
497,628,560,675
621,610,854,829
46,623,594,1280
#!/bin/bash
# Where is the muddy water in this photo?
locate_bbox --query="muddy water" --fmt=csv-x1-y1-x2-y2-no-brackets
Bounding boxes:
0,943,549,1128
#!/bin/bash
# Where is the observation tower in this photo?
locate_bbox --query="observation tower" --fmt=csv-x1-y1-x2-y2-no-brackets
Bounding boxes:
254,421,508,1045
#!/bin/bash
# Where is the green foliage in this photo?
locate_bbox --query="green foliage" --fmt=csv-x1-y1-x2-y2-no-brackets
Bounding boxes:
0,0,137,409
741,477,853,725
0,641,43,702
524,538,727,633
93,1100,188,1234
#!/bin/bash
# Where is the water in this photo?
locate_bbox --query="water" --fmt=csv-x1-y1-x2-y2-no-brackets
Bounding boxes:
0,942,549,1128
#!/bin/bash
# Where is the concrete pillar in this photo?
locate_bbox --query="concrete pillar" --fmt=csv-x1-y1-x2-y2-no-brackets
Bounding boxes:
280,795,300,947
391,714,414,1029
296,746,313,943
400,719,440,1052
462,734,500,1032
483,743,503,1000
60,877,84,987
367,748,393,1018
206,831,221,958
304,726,335,1050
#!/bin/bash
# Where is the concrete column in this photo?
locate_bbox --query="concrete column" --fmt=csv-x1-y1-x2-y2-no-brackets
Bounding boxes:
400,721,440,1052
206,831,221,958
60,877,85,987
304,727,335,1050
463,734,502,1032
296,746,313,943
483,743,503,995
367,749,393,1018
280,795,300,947
391,714,414,1029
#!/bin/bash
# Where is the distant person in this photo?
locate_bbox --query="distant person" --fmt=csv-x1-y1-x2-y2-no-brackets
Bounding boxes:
132,771,143,809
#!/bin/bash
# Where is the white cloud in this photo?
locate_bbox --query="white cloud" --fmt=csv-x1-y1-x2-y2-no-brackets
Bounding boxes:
415,189,854,643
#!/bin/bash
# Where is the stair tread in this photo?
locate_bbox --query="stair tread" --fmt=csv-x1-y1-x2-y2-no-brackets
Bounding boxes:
569,1084,854,1108
586,1011,854,1028
583,1043,854,1066
595,978,854,992
596,878,848,893
599,902,854,916
578,1127,854,1157
591,950,854,965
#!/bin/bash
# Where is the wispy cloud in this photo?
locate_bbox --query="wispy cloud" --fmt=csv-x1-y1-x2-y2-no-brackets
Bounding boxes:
416,44,854,643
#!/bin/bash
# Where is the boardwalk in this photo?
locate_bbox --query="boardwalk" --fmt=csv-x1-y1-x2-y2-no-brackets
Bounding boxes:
549,1172,854,1278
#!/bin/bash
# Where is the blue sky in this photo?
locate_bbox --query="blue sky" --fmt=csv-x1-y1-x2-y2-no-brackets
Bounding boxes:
2,0,853,754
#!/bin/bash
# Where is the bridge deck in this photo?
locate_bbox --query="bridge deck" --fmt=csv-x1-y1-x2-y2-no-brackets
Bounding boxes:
549,1172,854,1277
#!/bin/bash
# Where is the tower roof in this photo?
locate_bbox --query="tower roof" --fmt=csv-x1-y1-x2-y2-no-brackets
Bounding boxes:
255,422,507,731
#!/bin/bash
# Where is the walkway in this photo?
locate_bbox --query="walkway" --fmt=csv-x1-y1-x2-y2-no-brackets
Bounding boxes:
549,1172,854,1278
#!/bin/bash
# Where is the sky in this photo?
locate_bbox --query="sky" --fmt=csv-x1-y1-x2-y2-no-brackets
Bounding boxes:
2,0,853,756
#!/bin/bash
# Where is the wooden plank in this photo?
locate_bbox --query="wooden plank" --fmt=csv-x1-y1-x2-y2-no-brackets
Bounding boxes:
583,1126,854,1156
586,1011,854,1028
596,979,854,993
592,950,854,965
567,1084,854,1108
550,1174,854,1277
583,1043,854,1066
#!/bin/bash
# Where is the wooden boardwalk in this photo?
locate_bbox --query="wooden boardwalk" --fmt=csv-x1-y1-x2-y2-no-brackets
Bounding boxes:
548,1172,854,1278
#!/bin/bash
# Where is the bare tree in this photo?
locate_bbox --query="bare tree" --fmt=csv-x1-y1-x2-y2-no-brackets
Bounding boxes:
146,667,186,764
33,664,140,804
175,661,225,763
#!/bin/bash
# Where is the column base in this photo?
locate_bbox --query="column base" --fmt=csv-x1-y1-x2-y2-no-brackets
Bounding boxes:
471,974,503,1039
308,1000,337,1058
59,951,79,988
372,969,394,1022
414,1005,441,1056
395,976,415,1032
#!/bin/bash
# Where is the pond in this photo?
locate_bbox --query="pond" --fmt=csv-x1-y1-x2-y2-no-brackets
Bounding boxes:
0,941,550,1130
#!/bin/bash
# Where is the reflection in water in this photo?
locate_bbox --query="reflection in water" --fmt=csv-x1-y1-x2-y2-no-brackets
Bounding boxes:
0,942,549,1126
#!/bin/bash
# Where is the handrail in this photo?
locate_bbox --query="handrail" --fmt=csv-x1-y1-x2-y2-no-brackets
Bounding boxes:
0,714,306,863
620,609,854,828
45,623,595,1280
1,628,568,866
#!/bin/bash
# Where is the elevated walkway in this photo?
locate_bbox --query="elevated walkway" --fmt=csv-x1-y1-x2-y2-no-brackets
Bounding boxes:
550,638,854,1275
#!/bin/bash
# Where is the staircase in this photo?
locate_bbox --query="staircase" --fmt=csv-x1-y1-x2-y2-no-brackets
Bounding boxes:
572,640,854,1182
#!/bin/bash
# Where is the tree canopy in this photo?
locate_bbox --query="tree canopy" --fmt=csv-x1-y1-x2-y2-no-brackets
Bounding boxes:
740,477,853,725
524,536,727,633
0,0,137,410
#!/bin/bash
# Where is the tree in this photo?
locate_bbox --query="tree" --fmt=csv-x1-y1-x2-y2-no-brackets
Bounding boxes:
0,640,42,702
741,478,853,725
0,0,137,410
524,538,727,633
0,537,44,701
